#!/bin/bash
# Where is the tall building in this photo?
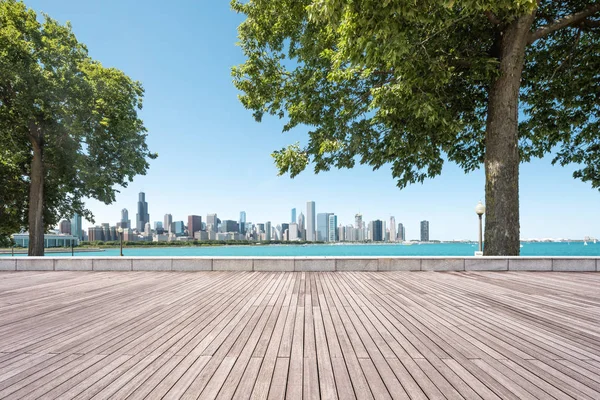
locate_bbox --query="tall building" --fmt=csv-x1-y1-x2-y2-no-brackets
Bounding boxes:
221,220,239,233
328,214,338,242
291,208,296,224
136,192,149,232
70,213,82,240
265,221,272,241
398,223,405,241
338,225,345,242
207,213,218,232
289,223,299,240
297,212,305,240
188,215,202,237
257,223,265,233
102,223,111,241
164,214,173,233
382,221,387,242
239,211,246,234
88,226,104,241
121,208,130,229
154,221,163,230
390,217,396,242
317,213,328,241
144,222,152,236
355,214,364,241
420,220,430,242
306,201,316,241
172,221,185,236
59,219,71,235
369,220,383,242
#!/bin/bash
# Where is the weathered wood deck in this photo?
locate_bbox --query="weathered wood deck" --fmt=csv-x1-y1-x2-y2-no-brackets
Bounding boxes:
0,271,599,399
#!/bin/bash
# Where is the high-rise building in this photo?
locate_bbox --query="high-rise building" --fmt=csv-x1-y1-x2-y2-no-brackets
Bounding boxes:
390,217,396,242
121,208,130,229
171,221,185,236
265,221,272,241
70,213,82,240
317,213,328,241
291,208,296,224
382,221,387,242
306,201,316,241
257,223,265,233
328,214,338,242
144,222,152,236
136,192,149,232
221,220,239,233
398,223,405,241
298,212,305,240
338,225,345,242
102,223,111,241
239,211,246,234
154,221,163,230
289,223,299,241
59,219,71,235
188,215,202,237
88,226,104,242
164,214,173,233
281,223,289,237
207,214,218,232
420,220,430,242
369,220,383,242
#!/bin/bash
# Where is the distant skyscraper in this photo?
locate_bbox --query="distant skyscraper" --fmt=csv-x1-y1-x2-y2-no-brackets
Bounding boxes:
328,214,338,242
145,222,152,236
382,221,387,242
306,201,316,241
188,215,202,237
101,223,111,241
369,220,383,242
207,214,218,232
221,220,239,233
172,221,185,236
289,223,299,241
317,213,329,241
420,220,430,242
355,213,364,241
136,192,149,232
298,212,305,240
239,211,246,234
398,223,405,241
164,214,173,233
59,219,71,235
291,208,296,224
70,213,82,240
154,221,163,230
390,217,396,242
265,221,272,241
121,208,130,229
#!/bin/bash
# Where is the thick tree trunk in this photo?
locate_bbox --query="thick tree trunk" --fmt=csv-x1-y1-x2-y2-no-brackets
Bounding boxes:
483,15,534,256
28,134,45,256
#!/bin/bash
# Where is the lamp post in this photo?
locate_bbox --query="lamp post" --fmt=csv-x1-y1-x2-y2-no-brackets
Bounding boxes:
117,227,124,256
475,201,485,254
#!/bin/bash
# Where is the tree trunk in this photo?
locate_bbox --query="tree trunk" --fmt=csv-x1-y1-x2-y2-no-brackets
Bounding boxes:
483,15,534,256
28,133,45,256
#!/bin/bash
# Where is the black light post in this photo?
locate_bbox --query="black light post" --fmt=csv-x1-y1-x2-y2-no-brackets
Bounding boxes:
117,227,124,256
475,201,486,254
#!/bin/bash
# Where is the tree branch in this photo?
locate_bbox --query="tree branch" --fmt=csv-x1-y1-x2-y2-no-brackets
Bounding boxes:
528,4,600,44
485,11,501,26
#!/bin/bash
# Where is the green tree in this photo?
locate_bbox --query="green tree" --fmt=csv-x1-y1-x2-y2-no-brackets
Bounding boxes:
232,0,600,255
0,0,157,256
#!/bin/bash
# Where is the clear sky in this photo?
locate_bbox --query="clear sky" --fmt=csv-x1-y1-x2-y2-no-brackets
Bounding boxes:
27,0,599,241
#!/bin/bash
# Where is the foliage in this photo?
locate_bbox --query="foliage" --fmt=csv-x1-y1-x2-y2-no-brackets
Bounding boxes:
232,0,600,188
0,0,157,241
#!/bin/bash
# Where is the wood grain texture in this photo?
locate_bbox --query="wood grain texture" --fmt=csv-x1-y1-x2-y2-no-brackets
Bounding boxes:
0,270,598,399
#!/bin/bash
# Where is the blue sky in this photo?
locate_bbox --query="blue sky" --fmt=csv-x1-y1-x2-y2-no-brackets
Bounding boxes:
28,0,599,240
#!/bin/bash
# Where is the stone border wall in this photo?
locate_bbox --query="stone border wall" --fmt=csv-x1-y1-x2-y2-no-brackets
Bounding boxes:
0,256,598,272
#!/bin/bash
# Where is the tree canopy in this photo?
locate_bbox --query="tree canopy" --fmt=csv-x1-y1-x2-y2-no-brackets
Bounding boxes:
232,0,600,254
0,0,156,254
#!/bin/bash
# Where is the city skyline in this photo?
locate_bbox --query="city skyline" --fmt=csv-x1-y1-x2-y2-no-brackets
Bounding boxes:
33,0,600,242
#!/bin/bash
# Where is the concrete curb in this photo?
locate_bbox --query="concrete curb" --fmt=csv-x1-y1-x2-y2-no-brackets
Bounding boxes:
1,256,598,272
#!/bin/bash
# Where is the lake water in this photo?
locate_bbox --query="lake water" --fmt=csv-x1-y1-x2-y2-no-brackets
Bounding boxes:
4,242,600,257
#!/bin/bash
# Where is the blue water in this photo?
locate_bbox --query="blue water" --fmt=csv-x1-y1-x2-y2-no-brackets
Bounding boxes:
3,242,600,257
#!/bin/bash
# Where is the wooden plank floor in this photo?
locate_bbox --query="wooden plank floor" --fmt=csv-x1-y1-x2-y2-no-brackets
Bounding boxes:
0,271,599,399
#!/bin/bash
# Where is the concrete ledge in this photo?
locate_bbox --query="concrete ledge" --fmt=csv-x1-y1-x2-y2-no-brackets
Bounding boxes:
254,259,294,272
422,258,464,271
552,258,596,272
378,258,420,271
213,259,253,271
1,256,599,272
0,259,17,271
172,258,212,271
509,258,552,271
132,259,172,271
93,258,132,271
55,258,93,271
465,258,508,271
336,259,378,271
17,258,54,271
295,259,335,272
